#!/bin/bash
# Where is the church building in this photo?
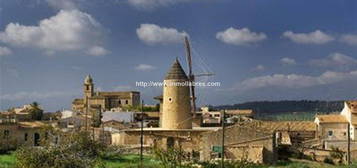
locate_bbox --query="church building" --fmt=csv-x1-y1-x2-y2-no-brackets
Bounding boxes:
71,75,140,113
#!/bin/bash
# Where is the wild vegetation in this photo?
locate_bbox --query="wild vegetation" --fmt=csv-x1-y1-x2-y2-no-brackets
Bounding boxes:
214,100,343,114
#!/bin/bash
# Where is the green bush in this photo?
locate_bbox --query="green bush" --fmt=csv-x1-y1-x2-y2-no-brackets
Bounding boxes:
15,131,106,168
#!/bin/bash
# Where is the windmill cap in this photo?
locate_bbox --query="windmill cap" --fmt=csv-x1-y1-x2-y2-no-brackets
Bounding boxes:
165,59,188,80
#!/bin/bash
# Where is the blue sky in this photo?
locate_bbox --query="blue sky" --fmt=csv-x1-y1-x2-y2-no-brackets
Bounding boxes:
1,0,357,111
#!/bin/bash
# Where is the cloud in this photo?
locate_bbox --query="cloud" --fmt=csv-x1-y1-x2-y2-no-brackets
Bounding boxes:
135,64,156,71
0,10,109,55
252,65,265,71
216,27,267,46
86,46,110,56
340,34,357,46
282,30,334,44
0,46,12,56
280,57,296,65
136,24,187,44
234,70,357,92
0,91,73,101
128,0,187,9
309,52,357,67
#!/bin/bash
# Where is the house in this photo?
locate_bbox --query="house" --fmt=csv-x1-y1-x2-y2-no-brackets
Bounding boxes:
314,101,357,150
0,119,49,149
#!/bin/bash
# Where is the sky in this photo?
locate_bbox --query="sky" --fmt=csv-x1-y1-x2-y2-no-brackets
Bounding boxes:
1,0,357,111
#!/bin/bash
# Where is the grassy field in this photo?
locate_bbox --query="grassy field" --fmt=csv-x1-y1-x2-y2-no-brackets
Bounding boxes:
0,153,160,168
0,153,15,168
1,153,357,168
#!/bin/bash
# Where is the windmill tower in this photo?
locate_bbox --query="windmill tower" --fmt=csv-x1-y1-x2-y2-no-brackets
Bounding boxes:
161,58,192,129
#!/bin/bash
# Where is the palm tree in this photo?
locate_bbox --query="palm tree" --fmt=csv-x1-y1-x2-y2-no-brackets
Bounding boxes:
29,102,43,120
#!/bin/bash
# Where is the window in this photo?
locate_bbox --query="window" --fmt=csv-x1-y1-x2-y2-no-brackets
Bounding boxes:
125,100,128,104
118,100,121,105
328,130,333,136
24,133,28,141
344,132,347,136
168,98,172,102
3,130,9,138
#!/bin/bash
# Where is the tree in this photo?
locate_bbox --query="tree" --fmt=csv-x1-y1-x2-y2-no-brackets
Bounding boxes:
29,102,44,120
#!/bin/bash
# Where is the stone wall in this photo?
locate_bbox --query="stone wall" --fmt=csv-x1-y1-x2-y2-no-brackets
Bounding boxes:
199,124,277,164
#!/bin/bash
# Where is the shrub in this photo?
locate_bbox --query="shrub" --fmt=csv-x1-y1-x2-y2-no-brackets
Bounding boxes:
15,131,106,168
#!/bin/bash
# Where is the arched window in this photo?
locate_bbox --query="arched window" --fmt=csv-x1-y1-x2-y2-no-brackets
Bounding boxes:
24,133,28,141
34,133,40,146
3,130,9,138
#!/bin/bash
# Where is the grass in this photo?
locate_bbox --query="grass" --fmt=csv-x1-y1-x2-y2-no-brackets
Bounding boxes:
1,153,356,168
0,153,160,168
0,152,16,168
104,154,160,168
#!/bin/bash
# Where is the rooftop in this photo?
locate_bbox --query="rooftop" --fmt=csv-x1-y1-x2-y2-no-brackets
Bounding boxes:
315,114,348,124
165,59,188,80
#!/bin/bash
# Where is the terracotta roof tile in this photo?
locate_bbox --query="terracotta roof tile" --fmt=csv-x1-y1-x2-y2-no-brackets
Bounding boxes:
316,114,348,123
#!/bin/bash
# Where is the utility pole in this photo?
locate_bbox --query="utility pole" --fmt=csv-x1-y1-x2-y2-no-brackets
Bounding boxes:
347,123,351,165
140,100,144,168
85,96,88,131
221,110,225,168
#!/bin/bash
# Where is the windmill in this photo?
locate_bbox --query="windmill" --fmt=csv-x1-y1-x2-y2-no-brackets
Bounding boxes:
183,36,214,118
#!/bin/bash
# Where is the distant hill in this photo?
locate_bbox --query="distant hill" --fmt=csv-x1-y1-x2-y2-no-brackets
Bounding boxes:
213,100,344,115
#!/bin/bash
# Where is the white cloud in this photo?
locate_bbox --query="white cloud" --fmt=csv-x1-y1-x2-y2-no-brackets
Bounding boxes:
128,0,187,9
252,65,265,71
86,46,109,56
309,53,357,67
216,27,267,46
0,10,108,55
234,70,357,92
0,91,72,101
135,64,156,71
340,34,357,46
136,24,188,44
280,57,296,65
282,30,334,44
0,46,12,56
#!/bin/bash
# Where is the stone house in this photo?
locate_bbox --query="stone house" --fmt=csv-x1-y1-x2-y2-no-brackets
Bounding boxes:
200,122,277,164
314,101,357,150
0,120,49,149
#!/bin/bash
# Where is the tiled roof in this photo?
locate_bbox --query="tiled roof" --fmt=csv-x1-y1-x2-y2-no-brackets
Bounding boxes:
226,109,253,115
19,121,47,128
256,121,316,132
316,114,348,123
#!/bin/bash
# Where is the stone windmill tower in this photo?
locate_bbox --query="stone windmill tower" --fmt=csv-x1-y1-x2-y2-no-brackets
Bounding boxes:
161,58,192,129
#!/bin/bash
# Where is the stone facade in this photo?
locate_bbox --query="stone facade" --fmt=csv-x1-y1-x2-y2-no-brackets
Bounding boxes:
161,59,192,129
72,75,140,113
0,121,49,148
200,123,277,164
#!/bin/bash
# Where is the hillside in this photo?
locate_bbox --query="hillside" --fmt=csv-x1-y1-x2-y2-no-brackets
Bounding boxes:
213,100,344,114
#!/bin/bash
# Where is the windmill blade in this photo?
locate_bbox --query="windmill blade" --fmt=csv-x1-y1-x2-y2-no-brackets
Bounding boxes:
184,36,196,115
195,73,215,77
184,36,193,77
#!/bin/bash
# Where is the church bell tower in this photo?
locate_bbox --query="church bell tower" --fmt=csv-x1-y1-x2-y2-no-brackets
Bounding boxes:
83,74,94,100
